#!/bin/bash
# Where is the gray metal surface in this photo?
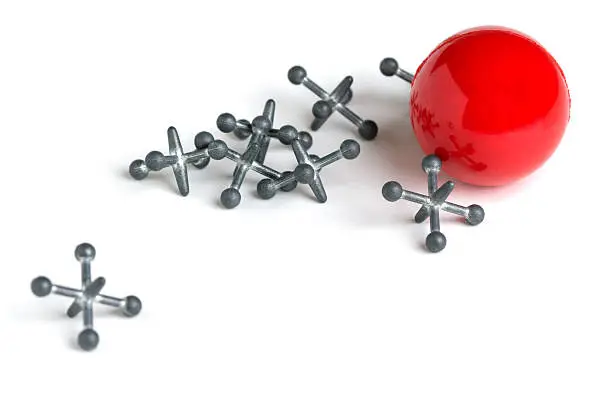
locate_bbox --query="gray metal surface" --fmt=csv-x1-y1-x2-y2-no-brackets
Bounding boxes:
129,127,226,196
382,155,484,252
257,125,360,202
127,83,372,208
30,243,141,351
216,108,283,208
218,99,313,164
379,58,415,83
288,66,378,140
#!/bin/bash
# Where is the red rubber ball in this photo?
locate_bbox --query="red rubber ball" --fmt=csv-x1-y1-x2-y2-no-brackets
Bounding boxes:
409,26,571,186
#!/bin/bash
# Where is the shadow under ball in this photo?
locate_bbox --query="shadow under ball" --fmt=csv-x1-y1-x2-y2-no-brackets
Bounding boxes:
409,25,571,187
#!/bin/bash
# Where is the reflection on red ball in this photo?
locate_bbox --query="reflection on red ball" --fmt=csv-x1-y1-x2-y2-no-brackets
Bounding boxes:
409,26,570,186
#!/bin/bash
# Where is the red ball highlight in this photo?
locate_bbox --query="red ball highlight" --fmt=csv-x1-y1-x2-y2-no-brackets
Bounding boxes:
409,26,571,186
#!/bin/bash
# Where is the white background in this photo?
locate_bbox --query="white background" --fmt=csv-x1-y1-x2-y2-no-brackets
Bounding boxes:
0,0,610,407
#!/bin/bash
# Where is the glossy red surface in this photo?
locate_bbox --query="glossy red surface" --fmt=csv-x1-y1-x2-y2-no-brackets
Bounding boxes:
409,26,570,186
